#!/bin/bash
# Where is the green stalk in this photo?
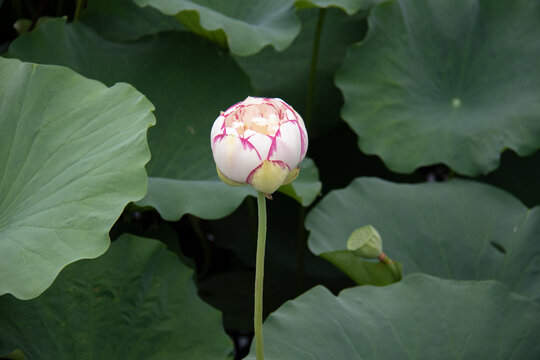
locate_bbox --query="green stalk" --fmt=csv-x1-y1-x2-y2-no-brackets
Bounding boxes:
304,8,326,131
254,191,267,359
379,253,402,281
73,0,84,21
296,8,327,291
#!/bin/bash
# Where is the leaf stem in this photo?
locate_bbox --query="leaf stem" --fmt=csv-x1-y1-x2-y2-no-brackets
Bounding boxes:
379,252,402,281
295,7,327,293
255,191,267,360
305,8,326,131
73,0,84,21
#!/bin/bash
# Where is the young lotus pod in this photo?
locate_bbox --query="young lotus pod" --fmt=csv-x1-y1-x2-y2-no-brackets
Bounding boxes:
210,96,308,195
347,225,383,259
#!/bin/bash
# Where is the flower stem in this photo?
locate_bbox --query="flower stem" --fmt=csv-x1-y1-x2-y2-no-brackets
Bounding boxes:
304,8,326,132
255,191,267,359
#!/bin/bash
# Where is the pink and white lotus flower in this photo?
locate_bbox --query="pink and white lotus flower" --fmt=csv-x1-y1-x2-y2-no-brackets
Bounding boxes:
211,97,308,195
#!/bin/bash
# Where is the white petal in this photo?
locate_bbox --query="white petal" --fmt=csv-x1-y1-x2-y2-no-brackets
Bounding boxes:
244,97,265,105
210,116,225,143
247,133,273,160
296,116,308,160
225,126,240,136
212,135,262,183
232,121,244,129
244,129,257,138
285,109,295,120
268,122,301,169
252,117,268,126
268,114,279,124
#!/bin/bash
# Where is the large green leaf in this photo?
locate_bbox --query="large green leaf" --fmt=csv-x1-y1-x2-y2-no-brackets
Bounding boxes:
8,20,320,220
235,8,367,138
336,0,540,175
306,178,540,302
142,178,255,220
80,0,184,41
246,274,540,359
134,0,300,56
0,234,231,359
0,57,154,300
295,0,381,14
6,19,252,220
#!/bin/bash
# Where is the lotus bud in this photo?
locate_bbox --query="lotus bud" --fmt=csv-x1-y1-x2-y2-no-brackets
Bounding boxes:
347,225,383,259
210,97,308,195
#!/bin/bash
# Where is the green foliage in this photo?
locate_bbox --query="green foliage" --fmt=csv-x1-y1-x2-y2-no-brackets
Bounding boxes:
336,0,540,175
80,0,184,41
134,0,301,56
7,19,321,220
295,0,381,14
307,178,540,302
246,274,540,359
0,57,154,300
235,7,367,137
0,234,232,359
1,0,540,358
